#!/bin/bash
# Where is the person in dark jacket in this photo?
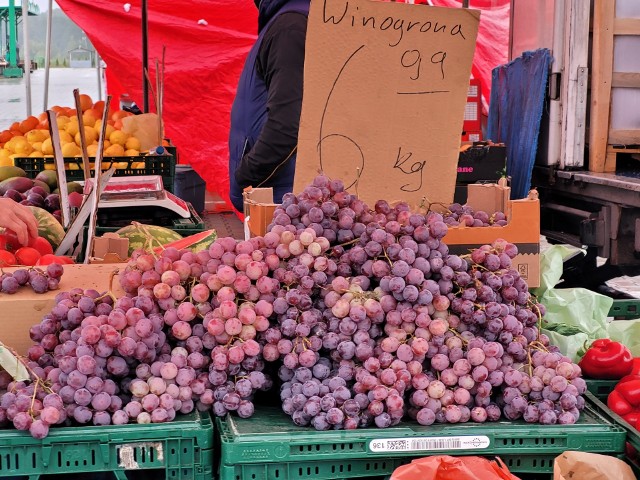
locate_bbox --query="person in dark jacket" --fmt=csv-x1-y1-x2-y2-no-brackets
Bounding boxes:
228,0,310,213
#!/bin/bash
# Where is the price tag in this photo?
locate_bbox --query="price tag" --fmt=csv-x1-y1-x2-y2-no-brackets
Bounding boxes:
369,435,490,453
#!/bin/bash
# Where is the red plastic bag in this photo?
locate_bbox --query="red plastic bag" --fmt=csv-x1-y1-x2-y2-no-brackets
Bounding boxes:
390,455,521,480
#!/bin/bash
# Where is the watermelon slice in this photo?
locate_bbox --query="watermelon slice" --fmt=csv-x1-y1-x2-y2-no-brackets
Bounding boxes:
153,229,217,254
116,223,183,255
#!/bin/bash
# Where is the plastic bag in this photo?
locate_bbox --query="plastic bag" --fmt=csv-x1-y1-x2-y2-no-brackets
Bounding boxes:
554,451,637,480
390,455,521,480
121,113,162,151
532,245,613,362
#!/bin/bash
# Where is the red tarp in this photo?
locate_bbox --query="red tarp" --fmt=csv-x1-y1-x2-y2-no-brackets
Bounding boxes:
57,0,508,210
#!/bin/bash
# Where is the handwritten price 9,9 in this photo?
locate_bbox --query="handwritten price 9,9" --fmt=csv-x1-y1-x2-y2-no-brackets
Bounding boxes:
400,49,447,81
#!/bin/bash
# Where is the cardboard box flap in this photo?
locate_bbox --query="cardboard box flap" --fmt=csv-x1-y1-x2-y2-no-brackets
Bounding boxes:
466,182,510,216
243,187,277,206
243,187,278,238
93,232,129,261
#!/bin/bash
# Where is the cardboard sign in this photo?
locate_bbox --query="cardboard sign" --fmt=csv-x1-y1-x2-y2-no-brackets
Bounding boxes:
295,0,480,207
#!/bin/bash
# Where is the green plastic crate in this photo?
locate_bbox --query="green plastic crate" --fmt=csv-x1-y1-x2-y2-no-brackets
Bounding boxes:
0,411,214,480
609,299,640,320
14,155,176,193
92,203,206,237
216,392,626,480
74,204,206,262
585,379,617,402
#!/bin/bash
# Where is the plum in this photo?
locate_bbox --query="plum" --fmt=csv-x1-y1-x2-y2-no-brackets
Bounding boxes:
26,193,45,208
4,189,23,203
44,194,61,212
30,186,48,198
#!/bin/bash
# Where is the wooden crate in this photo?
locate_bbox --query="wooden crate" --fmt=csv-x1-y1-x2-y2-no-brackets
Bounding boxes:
589,0,640,172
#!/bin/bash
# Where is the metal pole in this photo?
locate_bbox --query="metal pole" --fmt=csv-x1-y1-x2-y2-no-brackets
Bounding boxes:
141,0,149,112
8,0,17,67
96,54,103,100
43,0,52,111
21,0,31,116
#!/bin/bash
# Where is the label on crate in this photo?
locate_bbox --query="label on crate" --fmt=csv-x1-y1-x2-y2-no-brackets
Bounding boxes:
369,435,490,453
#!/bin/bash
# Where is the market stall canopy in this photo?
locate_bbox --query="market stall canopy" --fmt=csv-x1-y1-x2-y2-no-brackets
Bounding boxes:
55,0,508,210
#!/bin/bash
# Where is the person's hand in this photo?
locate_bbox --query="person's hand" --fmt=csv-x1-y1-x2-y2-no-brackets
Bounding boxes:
0,198,39,246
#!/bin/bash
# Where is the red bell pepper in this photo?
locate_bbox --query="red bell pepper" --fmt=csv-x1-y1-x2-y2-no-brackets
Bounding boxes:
578,339,633,379
609,375,640,433
633,358,640,376
608,389,634,416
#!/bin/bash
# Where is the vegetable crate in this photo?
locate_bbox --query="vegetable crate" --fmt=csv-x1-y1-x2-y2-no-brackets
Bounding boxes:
92,203,206,238
77,204,206,262
0,411,214,479
14,155,177,193
585,379,618,402
589,394,640,477
216,392,626,480
609,299,640,320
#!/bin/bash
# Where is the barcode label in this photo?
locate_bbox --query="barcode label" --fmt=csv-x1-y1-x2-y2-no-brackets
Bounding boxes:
369,435,490,453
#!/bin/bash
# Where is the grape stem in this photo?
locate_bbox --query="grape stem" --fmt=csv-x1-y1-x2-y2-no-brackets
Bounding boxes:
447,328,468,346
132,222,162,258
0,340,43,384
94,269,120,304
336,238,360,248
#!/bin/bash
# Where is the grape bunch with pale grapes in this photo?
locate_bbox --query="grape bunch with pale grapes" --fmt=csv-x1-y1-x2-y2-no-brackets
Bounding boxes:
0,174,586,438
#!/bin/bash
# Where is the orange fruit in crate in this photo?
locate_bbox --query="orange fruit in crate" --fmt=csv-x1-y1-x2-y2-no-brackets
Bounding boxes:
41,138,53,155
93,100,105,115
111,110,130,122
125,137,141,151
13,138,33,156
87,144,99,157
0,149,13,166
29,151,44,158
75,126,98,146
0,130,13,144
79,94,93,112
83,110,99,127
19,116,39,134
125,149,140,157
105,144,125,157
9,122,20,131
61,143,81,157
58,131,74,145
109,130,128,147
26,130,46,144
65,108,77,118
32,142,43,153
65,119,80,137
56,116,70,129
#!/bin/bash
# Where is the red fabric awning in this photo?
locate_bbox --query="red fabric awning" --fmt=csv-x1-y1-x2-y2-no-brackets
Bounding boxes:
56,0,508,210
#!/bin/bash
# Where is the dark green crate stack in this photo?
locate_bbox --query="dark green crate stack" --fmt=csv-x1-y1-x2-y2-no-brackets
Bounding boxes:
215,392,626,480
609,299,640,319
585,379,618,402
0,411,213,479
13,154,177,193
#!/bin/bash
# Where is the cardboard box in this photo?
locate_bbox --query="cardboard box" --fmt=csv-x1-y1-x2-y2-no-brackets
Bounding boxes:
92,233,129,264
243,187,278,239
0,263,127,355
443,183,541,288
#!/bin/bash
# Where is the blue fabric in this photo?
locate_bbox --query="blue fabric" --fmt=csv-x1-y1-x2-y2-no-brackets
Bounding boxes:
229,0,310,212
487,49,552,199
